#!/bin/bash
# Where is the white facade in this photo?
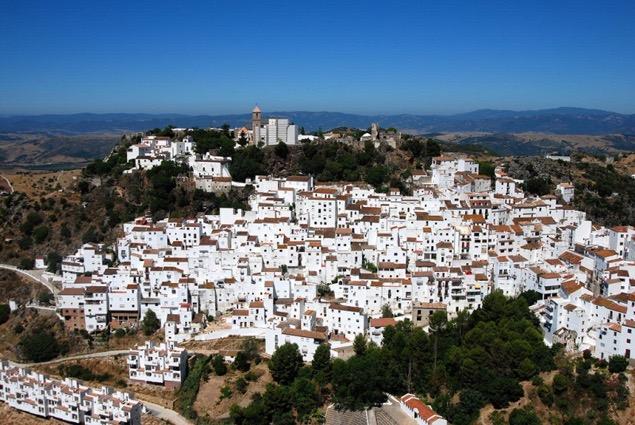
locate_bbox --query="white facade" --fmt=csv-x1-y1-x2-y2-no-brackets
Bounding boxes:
0,360,142,425
128,340,188,388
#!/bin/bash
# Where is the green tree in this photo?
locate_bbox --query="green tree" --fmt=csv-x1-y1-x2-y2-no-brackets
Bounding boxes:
331,348,388,410
429,310,448,372
353,334,367,356
241,338,260,363
20,212,43,235
478,161,496,179
274,141,289,159
235,351,251,372
236,377,248,394
0,304,10,324
365,165,389,189
212,354,227,376
269,343,303,385
60,223,72,239
19,258,35,269
381,304,394,318
291,377,321,421
141,310,161,336
46,251,62,273
312,343,332,383
32,225,49,244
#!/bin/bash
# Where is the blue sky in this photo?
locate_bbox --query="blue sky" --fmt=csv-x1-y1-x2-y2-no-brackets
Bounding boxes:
1,0,634,115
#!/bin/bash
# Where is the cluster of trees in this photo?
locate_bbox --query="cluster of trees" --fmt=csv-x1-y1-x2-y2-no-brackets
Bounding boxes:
231,291,557,425
19,211,49,247
176,338,262,421
230,343,326,425
177,355,213,420
298,140,387,188
18,328,62,362
523,350,629,424
524,176,554,196
230,145,267,182
190,128,235,157
400,137,442,167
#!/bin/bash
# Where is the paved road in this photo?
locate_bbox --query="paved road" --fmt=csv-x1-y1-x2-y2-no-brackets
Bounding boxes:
7,349,131,368
0,263,59,295
142,400,192,425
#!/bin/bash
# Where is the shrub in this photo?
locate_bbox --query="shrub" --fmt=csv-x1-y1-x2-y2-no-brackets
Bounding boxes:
19,257,35,269
537,385,553,406
46,252,62,273
220,385,233,400
509,406,541,425
234,351,251,372
32,225,49,243
236,377,248,394
58,363,111,382
19,330,60,362
18,237,32,250
37,292,54,305
608,355,628,374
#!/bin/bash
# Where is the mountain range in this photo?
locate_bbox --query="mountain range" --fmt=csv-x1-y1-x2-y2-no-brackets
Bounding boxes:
1,107,635,135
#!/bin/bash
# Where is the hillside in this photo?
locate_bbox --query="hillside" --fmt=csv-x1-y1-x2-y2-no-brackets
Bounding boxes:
0,132,120,170
506,153,635,226
437,133,635,156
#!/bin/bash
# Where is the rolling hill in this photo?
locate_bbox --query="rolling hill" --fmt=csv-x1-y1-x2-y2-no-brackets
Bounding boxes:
1,107,635,135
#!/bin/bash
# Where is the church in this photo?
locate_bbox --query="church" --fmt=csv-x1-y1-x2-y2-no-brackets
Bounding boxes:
251,105,298,146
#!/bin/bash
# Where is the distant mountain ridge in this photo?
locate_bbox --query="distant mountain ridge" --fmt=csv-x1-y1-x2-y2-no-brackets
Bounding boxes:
1,107,635,134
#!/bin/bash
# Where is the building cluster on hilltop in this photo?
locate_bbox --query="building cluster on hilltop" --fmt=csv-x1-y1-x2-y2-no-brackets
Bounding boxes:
124,134,232,192
55,154,635,362
0,360,142,425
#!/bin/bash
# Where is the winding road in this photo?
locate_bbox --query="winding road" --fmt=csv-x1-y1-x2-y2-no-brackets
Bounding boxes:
0,175,13,194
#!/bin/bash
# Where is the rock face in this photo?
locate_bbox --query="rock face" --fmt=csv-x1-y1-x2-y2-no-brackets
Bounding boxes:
506,156,573,182
507,154,635,227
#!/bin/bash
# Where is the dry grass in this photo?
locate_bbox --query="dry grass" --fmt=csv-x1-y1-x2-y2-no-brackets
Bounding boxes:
182,336,264,356
5,169,81,200
0,269,49,304
194,362,272,421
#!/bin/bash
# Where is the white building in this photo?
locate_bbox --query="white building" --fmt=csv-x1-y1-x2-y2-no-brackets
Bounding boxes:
128,340,188,389
0,360,142,425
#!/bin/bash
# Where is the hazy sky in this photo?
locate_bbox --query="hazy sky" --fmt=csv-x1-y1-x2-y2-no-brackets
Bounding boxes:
1,0,634,115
